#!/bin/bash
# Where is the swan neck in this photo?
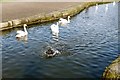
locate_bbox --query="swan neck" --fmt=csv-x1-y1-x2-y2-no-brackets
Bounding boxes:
57,22,59,26
68,17,70,23
24,25,27,33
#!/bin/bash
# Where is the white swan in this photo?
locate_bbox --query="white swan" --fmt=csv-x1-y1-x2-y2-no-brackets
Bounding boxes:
113,1,116,6
50,22,59,36
94,4,98,14
16,24,28,38
95,4,98,12
105,4,108,14
59,16,70,25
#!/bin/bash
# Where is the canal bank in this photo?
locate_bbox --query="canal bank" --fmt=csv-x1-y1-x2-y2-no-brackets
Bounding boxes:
0,2,110,31
103,56,120,79
2,2,119,78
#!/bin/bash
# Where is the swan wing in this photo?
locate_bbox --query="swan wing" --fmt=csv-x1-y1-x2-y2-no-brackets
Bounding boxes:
60,18,67,22
16,33,27,37
59,18,65,21
16,34,22,38
50,24,55,30
17,30,24,34
59,18,68,24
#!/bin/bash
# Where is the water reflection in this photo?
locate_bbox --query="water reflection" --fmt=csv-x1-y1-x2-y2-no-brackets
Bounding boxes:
113,1,116,6
105,4,108,14
52,35,59,41
95,4,98,14
1,29,14,36
16,35,28,43
2,3,119,78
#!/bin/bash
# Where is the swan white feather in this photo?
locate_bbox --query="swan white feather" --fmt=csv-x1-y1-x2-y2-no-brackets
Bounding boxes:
59,16,70,25
105,4,108,14
113,1,116,6
16,24,28,38
95,4,98,11
50,22,59,36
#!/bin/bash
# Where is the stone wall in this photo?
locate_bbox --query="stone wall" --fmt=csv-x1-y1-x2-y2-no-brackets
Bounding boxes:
103,56,120,79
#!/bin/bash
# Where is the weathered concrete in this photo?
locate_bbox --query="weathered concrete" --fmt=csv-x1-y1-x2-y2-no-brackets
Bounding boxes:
0,2,113,31
103,56,120,79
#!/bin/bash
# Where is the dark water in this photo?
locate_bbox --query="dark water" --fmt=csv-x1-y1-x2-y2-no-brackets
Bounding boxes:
2,3,119,78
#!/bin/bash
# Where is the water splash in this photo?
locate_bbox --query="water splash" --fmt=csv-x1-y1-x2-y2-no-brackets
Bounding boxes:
42,46,61,58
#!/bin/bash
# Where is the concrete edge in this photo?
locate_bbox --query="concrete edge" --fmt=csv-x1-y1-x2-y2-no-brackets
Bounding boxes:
0,2,111,31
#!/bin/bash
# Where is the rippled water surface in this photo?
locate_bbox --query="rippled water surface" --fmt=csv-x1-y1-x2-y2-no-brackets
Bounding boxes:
2,3,119,78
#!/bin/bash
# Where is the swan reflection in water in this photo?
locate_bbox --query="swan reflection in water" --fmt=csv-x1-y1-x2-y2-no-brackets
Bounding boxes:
95,4,98,14
52,34,59,41
16,35,28,43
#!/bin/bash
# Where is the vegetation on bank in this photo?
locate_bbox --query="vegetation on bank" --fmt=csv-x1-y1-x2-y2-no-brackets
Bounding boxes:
103,56,120,79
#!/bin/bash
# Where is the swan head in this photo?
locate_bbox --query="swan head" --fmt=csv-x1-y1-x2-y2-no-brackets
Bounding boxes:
24,24,27,27
68,16,70,19
23,24,28,34
67,16,70,23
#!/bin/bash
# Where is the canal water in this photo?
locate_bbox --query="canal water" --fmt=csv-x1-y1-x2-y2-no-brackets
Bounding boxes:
2,3,119,78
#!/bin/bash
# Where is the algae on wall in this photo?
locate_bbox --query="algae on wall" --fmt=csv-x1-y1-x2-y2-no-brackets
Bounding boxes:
103,56,120,79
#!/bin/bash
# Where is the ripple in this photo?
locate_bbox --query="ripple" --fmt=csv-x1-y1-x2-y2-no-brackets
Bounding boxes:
2,3,119,78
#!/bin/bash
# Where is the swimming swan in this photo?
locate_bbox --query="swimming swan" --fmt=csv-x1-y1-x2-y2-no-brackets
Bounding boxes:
59,16,70,25
113,1,116,6
105,4,108,14
50,22,59,36
95,4,98,13
16,24,28,38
